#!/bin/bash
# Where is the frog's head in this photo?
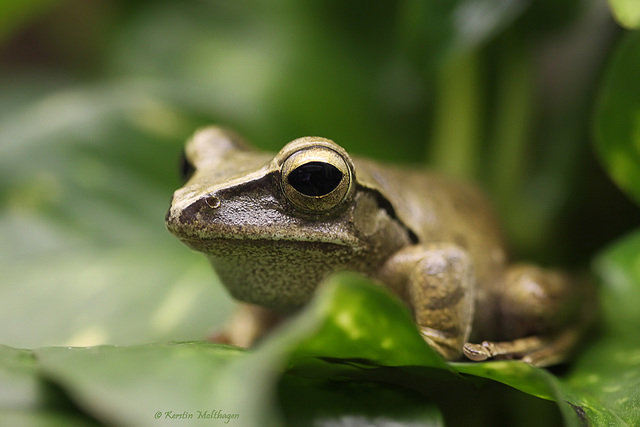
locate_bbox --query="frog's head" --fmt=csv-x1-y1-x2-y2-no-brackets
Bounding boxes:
166,127,411,311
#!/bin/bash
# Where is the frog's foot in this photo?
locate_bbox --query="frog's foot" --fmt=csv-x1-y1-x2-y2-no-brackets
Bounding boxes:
207,330,232,344
213,303,283,348
463,337,544,362
463,329,579,367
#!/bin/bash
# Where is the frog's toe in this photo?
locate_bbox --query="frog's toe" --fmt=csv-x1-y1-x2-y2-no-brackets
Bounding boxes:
463,336,569,366
463,342,492,361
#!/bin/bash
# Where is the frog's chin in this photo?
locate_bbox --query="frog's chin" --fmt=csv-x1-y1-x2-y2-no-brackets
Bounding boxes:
192,238,368,313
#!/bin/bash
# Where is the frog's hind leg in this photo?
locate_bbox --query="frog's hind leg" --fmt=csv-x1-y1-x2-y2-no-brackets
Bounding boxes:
463,329,581,367
463,264,587,367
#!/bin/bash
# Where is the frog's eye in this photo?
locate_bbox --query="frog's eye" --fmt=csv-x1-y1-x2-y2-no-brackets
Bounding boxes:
281,146,353,213
288,162,343,196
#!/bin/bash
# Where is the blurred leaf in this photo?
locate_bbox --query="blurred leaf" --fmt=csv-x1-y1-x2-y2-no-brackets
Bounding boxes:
280,274,566,424
31,273,447,427
0,0,57,42
0,346,42,413
516,0,583,34
429,51,485,178
269,274,640,426
557,229,640,425
608,0,640,29
0,82,233,348
566,334,640,426
397,0,529,68
0,240,232,348
106,1,421,162
287,273,450,369
279,376,445,427
105,1,533,165
12,272,640,425
593,229,640,336
29,275,558,426
36,343,246,426
0,345,99,426
594,32,640,206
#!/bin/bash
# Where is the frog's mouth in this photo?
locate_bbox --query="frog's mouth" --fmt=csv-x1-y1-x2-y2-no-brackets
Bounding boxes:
174,232,354,255
165,185,363,251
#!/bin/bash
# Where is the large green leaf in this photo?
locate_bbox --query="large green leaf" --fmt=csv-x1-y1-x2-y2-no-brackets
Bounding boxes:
33,277,450,426
608,0,640,29
0,345,99,426
593,229,640,335
561,230,640,425
7,269,640,425
574,231,640,423
0,83,233,348
36,343,247,426
20,275,582,425
566,335,640,426
594,32,640,206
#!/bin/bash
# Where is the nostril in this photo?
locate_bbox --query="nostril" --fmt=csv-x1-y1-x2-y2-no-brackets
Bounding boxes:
205,195,221,209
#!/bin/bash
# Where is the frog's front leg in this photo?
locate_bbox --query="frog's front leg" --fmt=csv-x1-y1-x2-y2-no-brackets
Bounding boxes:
463,264,586,366
210,303,283,348
379,243,475,360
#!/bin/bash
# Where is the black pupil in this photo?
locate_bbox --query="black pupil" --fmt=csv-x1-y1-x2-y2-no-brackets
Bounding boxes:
288,162,343,197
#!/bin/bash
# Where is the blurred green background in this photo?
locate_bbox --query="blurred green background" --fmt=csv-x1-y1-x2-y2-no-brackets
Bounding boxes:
3,0,640,425
0,0,638,356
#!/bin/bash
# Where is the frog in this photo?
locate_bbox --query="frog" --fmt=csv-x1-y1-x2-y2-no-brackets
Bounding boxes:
165,126,591,366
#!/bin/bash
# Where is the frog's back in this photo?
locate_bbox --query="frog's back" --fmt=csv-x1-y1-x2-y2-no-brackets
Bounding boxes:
354,158,507,288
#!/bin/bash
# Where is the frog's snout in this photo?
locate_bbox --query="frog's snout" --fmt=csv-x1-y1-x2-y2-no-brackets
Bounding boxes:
165,191,222,238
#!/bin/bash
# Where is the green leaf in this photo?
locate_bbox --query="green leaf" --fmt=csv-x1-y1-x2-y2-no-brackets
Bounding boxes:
565,229,640,425
566,335,640,426
0,346,41,412
0,345,99,426
281,274,567,424
593,229,640,335
30,273,448,427
279,375,445,427
16,272,640,425
396,0,528,68
288,273,450,369
0,83,233,348
267,274,640,426
587,229,640,422
29,274,557,425
594,32,640,206
36,343,246,426
608,0,640,29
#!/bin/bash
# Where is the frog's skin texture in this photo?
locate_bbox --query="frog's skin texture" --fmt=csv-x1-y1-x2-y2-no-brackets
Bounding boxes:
166,126,590,366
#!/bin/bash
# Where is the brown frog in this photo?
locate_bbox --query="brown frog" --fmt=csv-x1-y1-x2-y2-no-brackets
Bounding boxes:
166,126,590,366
